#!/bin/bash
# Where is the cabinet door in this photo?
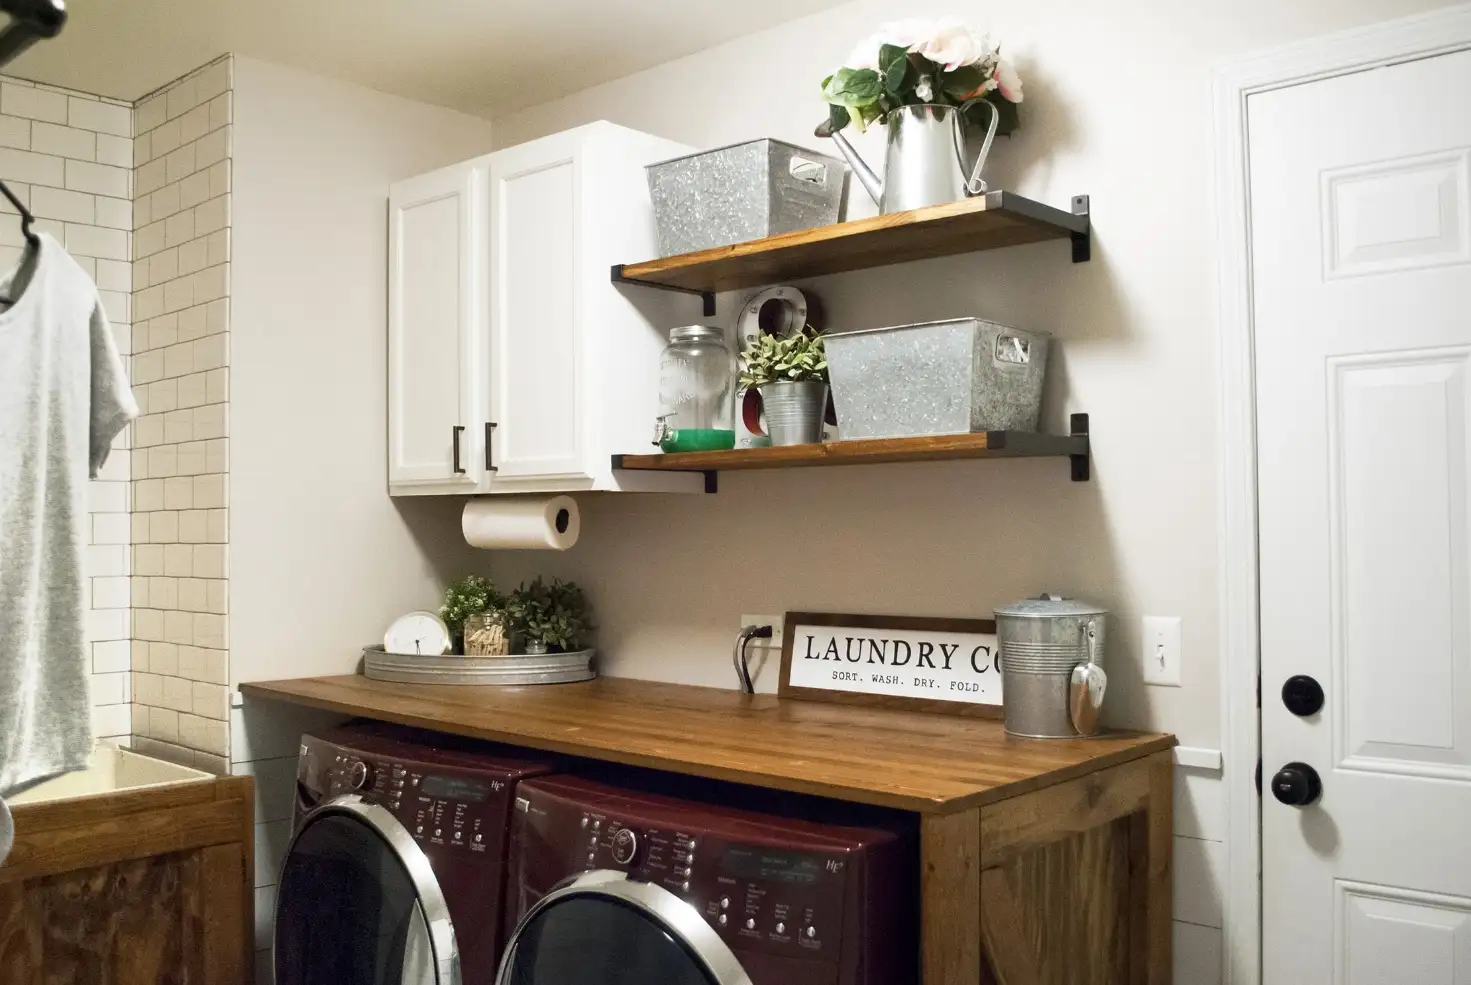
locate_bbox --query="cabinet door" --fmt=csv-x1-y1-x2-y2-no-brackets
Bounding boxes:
486,135,586,481
388,163,483,491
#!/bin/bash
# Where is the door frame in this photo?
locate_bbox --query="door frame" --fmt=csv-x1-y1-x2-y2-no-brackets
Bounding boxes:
1212,5,1471,983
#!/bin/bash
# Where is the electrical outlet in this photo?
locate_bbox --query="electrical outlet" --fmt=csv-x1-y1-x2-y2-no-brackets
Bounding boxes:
1142,616,1181,687
740,614,784,651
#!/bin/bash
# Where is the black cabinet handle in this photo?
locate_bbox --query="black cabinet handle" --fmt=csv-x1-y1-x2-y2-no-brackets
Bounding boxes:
485,422,498,472
452,425,466,474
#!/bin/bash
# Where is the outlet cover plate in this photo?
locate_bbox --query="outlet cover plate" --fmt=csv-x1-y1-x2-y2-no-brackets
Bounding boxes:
1142,616,1181,687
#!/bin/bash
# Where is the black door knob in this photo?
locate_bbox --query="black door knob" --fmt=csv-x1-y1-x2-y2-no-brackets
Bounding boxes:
1270,762,1322,807
1282,675,1325,717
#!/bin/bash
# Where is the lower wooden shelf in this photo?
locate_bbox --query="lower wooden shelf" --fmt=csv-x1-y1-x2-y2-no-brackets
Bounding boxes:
614,414,1090,490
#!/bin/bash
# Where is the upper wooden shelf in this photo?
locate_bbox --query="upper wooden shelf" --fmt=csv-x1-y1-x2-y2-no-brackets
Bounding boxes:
612,191,1089,302
614,414,1091,490
240,674,1172,814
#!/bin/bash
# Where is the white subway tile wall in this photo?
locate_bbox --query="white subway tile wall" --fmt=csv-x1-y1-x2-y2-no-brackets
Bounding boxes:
0,76,135,742
129,56,232,774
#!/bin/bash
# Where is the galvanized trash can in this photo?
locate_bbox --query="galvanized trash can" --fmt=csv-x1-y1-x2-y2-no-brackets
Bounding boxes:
825,317,1050,439
646,139,849,256
995,594,1108,738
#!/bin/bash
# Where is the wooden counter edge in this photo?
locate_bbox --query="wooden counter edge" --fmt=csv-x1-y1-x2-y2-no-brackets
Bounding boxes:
240,676,1176,816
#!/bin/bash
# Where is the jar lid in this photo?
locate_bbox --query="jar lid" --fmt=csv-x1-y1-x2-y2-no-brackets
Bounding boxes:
669,325,725,344
995,593,1108,618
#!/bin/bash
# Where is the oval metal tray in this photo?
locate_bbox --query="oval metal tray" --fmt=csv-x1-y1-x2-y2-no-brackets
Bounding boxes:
362,646,596,686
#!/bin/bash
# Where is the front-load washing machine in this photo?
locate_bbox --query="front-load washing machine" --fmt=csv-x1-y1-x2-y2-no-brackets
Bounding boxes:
274,723,553,985
499,774,915,985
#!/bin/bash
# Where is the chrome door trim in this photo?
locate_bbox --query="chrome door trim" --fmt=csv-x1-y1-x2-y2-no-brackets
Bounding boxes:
495,869,753,985
274,794,460,985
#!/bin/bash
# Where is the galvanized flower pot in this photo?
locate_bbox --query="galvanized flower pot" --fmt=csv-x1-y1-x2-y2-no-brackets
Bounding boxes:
758,381,828,445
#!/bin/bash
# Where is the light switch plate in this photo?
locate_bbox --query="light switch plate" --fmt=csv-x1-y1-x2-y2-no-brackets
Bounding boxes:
1142,616,1182,687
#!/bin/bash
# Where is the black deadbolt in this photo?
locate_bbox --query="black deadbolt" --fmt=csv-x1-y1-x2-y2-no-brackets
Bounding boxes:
1282,675,1325,717
1270,762,1323,807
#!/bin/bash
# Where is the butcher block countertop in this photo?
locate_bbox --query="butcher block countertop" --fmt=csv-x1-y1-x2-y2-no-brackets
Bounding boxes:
240,674,1174,814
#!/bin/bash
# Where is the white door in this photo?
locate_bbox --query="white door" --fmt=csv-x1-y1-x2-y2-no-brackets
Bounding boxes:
388,162,483,491
1254,50,1471,984
485,133,587,483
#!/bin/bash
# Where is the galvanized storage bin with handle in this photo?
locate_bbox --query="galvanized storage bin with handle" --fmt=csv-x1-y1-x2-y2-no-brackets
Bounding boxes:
646,138,849,257
995,594,1108,738
825,317,1050,439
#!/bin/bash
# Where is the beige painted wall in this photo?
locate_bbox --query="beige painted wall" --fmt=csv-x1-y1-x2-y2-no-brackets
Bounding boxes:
228,54,492,689
487,0,1459,751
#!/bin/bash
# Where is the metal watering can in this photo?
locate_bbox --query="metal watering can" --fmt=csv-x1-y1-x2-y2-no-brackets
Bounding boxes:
820,100,1000,214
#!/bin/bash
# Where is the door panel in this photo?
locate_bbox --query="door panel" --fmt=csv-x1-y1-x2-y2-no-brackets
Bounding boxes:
487,137,585,481
1253,47,1471,984
1332,349,1471,775
388,164,482,489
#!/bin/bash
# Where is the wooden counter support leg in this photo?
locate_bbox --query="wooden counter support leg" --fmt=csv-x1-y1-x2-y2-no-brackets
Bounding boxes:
977,752,1175,985
1129,751,1173,985
921,807,982,985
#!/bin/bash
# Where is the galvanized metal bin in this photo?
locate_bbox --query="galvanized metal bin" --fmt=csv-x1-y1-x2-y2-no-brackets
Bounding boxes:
646,138,848,256
825,317,1050,439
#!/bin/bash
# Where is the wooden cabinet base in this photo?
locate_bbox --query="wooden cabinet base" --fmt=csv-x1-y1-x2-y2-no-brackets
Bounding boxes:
0,775,254,984
924,752,1173,984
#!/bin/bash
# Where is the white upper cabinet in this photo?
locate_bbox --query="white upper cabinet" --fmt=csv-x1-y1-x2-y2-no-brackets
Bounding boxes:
487,131,585,482
389,122,703,496
387,162,484,492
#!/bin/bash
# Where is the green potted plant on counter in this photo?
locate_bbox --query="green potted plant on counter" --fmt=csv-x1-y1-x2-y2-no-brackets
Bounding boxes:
740,328,829,446
509,577,594,654
440,575,505,655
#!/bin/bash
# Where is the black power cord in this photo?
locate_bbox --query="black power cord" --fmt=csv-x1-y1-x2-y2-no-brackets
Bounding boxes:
732,625,774,694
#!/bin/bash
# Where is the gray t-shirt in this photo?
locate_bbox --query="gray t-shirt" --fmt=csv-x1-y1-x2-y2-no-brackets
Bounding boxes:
0,233,137,816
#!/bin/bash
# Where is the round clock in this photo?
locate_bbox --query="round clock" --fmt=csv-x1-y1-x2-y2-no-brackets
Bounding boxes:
383,610,451,656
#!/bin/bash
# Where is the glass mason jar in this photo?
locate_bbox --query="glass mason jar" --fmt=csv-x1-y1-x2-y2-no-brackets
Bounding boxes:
462,611,510,657
655,325,736,453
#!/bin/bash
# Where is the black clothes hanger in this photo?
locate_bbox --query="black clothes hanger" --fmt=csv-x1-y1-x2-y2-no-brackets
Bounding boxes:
0,0,67,69
0,0,66,304
0,179,37,305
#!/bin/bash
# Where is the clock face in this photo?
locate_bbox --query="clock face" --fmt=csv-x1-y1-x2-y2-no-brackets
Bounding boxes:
383,611,451,656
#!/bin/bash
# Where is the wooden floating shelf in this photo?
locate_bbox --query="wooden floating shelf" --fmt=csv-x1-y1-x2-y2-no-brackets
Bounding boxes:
612,191,1089,308
613,414,1091,490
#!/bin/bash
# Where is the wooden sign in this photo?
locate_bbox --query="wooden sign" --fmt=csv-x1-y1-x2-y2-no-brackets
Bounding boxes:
779,612,1002,718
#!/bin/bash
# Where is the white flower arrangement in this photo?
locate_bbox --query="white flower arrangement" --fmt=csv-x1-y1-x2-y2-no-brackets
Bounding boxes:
819,16,1023,136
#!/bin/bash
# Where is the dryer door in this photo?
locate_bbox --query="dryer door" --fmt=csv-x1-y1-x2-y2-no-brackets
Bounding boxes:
275,795,459,985
496,870,752,985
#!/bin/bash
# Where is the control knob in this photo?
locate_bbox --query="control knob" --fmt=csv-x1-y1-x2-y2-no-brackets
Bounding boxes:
348,760,371,790
611,827,640,865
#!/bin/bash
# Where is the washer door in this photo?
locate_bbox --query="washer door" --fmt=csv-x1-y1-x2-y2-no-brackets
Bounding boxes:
275,795,459,985
496,871,752,985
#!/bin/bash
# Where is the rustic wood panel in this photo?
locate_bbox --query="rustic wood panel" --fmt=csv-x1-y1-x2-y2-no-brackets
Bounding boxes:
241,674,1175,813
979,757,1151,866
615,191,1086,294
981,820,1133,985
0,775,253,985
1129,752,1173,985
614,430,1087,474
921,808,982,985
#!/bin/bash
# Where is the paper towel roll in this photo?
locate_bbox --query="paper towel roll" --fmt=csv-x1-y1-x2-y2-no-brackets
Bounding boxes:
462,495,580,550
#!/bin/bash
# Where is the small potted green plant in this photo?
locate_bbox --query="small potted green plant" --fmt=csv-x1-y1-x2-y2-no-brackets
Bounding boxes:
440,575,507,655
508,577,595,654
740,328,829,446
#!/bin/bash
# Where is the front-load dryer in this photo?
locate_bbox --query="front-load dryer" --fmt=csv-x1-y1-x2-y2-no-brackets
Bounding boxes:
274,723,553,985
499,774,915,985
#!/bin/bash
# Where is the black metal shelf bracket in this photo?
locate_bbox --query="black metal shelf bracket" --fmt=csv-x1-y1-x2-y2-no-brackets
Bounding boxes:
1069,412,1091,481
611,454,718,494
611,264,716,317
1070,195,1091,264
